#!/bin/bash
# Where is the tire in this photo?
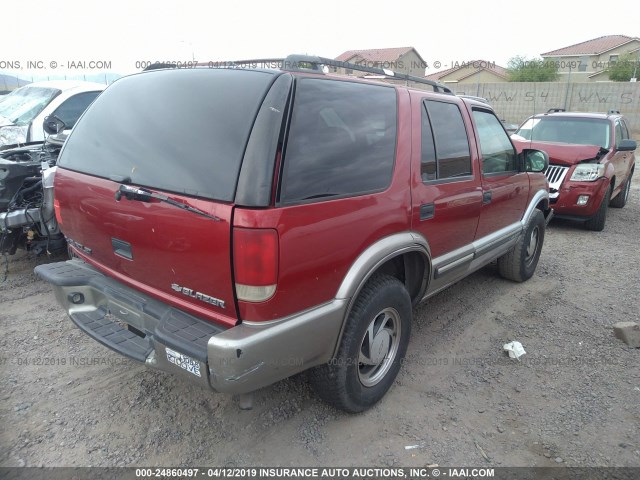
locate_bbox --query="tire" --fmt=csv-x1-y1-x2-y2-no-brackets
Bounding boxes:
585,187,611,231
498,209,545,282
309,274,412,413
609,174,632,208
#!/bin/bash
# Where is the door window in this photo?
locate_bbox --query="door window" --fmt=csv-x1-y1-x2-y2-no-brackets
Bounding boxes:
52,91,102,128
421,100,471,182
472,109,517,174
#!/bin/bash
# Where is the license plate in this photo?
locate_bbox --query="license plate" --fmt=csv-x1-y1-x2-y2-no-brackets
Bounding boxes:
165,348,201,377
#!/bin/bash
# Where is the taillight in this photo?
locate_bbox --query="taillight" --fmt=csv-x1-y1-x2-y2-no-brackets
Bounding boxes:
233,228,278,302
54,199,62,226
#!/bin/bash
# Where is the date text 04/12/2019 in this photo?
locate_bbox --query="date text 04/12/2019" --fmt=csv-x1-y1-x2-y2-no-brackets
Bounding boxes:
134,467,496,478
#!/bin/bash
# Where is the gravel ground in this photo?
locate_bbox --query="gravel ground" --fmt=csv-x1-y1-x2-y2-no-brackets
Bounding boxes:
0,184,639,468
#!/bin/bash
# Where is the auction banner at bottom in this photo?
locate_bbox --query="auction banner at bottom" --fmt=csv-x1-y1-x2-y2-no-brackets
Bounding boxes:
0,467,638,480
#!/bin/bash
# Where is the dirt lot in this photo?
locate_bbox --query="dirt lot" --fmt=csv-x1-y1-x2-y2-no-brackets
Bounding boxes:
1,186,639,469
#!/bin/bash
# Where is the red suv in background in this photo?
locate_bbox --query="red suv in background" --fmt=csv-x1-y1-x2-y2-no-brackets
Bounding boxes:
36,56,551,412
514,110,636,231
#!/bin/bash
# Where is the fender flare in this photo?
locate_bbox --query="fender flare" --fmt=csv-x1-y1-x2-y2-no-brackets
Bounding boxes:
331,232,431,356
521,189,550,227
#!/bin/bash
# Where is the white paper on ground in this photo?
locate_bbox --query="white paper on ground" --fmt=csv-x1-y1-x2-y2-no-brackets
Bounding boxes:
503,341,526,360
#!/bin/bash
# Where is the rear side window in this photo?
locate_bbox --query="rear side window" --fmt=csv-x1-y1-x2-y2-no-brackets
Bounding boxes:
279,79,397,203
421,100,471,181
58,69,276,202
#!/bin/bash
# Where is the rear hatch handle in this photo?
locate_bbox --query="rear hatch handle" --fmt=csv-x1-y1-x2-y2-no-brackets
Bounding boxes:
115,184,221,222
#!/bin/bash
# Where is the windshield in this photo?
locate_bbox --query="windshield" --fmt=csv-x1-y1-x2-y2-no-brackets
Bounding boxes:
59,68,276,202
515,116,610,149
0,86,60,125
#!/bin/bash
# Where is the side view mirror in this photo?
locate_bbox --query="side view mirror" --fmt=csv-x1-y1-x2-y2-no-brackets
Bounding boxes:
43,115,66,135
520,149,549,173
617,139,637,152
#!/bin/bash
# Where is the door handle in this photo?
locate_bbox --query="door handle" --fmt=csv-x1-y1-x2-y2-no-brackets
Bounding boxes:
420,203,435,220
112,238,133,260
482,191,492,204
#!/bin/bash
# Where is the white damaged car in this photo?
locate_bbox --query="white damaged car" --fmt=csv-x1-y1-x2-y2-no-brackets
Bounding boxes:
0,80,105,147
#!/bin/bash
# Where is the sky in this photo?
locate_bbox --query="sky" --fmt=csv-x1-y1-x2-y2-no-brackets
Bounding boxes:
2,0,639,81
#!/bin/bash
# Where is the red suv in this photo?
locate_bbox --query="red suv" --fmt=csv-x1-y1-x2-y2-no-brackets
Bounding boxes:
514,110,636,231
36,56,551,412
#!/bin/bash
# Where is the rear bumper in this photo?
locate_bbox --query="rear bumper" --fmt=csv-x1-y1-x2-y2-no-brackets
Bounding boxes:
35,260,345,394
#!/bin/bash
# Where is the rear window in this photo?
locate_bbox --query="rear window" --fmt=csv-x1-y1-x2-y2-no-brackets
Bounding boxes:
58,69,276,202
279,78,397,203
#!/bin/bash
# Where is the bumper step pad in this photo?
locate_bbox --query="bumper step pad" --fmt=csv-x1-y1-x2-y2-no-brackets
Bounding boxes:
71,308,152,362
156,310,219,362
35,260,227,364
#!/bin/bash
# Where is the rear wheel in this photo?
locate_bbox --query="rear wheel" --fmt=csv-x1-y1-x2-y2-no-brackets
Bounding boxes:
585,187,611,231
609,174,632,208
498,209,545,282
310,274,411,413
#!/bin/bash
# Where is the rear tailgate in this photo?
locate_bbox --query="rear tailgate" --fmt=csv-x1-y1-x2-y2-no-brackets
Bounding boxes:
55,168,237,326
53,68,280,327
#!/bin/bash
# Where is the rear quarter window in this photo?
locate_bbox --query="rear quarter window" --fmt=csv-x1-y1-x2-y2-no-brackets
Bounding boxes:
279,78,397,204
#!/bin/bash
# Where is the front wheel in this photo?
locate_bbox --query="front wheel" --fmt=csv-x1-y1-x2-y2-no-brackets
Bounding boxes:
609,174,632,208
310,274,412,413
498,209,545,282
585,187,611,231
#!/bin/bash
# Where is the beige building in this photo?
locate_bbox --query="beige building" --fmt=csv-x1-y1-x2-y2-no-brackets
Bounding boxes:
424,61,508,85
334,47,427,77
541,35,640,82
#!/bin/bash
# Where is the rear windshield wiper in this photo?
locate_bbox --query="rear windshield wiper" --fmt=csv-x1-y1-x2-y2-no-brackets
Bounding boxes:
115,184,221,222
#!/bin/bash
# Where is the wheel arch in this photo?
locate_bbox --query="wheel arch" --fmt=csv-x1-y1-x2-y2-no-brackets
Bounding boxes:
332,232,431,356
522,189,551,226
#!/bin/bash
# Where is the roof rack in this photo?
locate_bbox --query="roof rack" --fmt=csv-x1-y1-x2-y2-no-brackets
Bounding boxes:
186,56,452,93
281,54,453,94
547,108,565,113
458,94,490,105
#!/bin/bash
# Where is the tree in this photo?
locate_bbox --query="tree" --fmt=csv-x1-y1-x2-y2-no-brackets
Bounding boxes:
507,56,559,82
607,53,639,81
